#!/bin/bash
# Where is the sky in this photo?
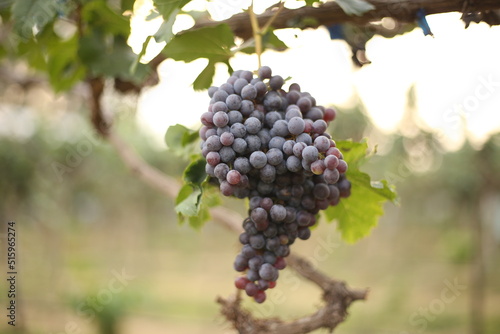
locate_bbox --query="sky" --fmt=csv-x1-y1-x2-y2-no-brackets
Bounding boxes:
129,0,500,151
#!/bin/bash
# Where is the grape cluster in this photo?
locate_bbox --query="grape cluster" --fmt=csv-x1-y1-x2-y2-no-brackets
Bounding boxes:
200,66,351,303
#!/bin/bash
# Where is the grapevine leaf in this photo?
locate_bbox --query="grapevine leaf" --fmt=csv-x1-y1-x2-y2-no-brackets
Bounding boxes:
165,124,189,150
193,61,216,91
11,0,59,39
79,32,149,82
175,184,202,218
188,204,209,229
324,140,397,243
131,35,153,74
46,35,86,91
335,0,375,16
121,0,135,11
162,24,234,63
165,124,199,156
153,8,179,43
81,1,130,37
182,128,199,147
183,157,207,186
152,0,190,20
239,30,287,54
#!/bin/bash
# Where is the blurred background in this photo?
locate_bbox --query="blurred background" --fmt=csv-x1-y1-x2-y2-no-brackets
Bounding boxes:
1,1,500,334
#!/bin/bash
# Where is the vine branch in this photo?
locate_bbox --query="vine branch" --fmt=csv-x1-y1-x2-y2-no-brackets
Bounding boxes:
190,0,500,40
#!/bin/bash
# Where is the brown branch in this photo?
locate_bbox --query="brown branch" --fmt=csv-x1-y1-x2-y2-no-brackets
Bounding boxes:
191,0,500,40
218,254,368,334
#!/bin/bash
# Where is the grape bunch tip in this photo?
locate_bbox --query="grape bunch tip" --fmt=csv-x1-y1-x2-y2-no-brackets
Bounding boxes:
200,66,351,303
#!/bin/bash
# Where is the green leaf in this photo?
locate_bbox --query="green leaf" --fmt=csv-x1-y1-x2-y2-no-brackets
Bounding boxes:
188,205,209,229
81,1,130,37
335,0,375,16
79,32,149,82
183,157,207,186
46,35,86,91
152,0,190,19
165,124,199,156
121,0,135,11
11,0,60,39
193,61,216,91
324,140,397,243
162,24,234,63
153,8,179,43
239,29,287,54
175,184,202,218
131,35,153,74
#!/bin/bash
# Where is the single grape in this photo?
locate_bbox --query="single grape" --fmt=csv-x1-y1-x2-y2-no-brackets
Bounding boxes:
314,135,330,152
259,263,278,281
272,120,290,137
310,159,326,175
205,135,222,152
219,146,236,163
245,282,259,296
266,148,284,166
230,123,247,138
206,151,221,166
220,180,234,196
324,155,339,170
260,164,276,183
270,204,286,222
258,65,272,79
249,234,266,249
227,170,241,185
269,75,284,90
302,146,319,163
245,117,262,134
241,84,258,100
296,133,312,145
208,86,218,98
214,163,229,180
219,82,234,95
234,78,249,95
254,290,266,303
220,132,235,146
232,138,247,154
227,110,243,126
239,70,253,82
323,168,340,184
324,107,337,122
297,96,312,112
212,90,228,102
337,160,348,173
234,157,251,174
235,276,250,289
212,101,228,113
213,111,229,127
313,119,328,134
200,112,214,126
288,116,305,135
249,151,267,169
234,254,248,272
245,135,262,152
265,111,282,128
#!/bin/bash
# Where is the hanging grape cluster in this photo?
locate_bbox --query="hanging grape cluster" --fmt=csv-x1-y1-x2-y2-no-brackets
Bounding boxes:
200,66,351,303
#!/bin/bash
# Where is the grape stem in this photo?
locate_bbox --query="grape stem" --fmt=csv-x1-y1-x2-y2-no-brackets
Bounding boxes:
248,1,285,69
248,2,262,69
